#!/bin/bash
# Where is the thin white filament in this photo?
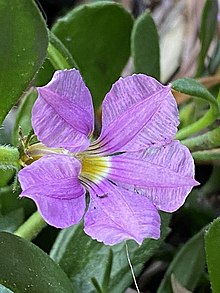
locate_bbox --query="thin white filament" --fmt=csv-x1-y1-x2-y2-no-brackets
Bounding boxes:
125,241,141,293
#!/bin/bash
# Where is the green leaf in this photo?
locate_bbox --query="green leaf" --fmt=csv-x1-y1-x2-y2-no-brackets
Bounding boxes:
47,31,78,70
0,170,15,187
205,217,220,293
157,227,206,293
36,31,78,88
52,2,133,108
12,89,37,146
171,275,192,293
172,78,218,108
131,11,160,80
0,185,35,219
196,0,218,76
0,232,73,293
0,208,24,233
0,0,48,124
50,213,170,293
209,42,220,74
0,187,21,214
36,58,55,87
173,78,219,140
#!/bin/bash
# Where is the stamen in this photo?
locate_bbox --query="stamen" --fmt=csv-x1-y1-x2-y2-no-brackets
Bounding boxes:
79,155,111,183
20,143,70,165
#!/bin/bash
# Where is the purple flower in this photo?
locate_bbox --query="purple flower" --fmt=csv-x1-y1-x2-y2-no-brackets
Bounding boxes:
18,69,198,245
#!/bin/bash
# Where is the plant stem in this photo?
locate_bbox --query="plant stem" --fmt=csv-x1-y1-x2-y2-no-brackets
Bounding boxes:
176,107,217,140
181,126,220,151
192,149,220,162
14,211,47,241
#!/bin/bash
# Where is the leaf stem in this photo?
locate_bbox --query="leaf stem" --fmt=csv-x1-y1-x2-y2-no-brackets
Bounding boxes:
192,149,220,162
181,126,220,151
14,211,47,241
102,249,113,292
176,107,217,140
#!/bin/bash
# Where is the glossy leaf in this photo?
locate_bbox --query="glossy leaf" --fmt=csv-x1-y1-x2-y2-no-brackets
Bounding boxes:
0,119,12,145
36,32,78,91
0,232,73,293
173,78,219,140
158,228,206,293
50,213,170,293
205,217,220,293
0,208,24,232
0,187,22,214
47,31,78,70
196,0,218,76
0,185,34,218
131,12,160,80
36,58,55,87
209,42,220,74
12,88,37,145
171,275,192,293
52,2,133,108
0,0,48,124
0,170,14,187
172,78,218,109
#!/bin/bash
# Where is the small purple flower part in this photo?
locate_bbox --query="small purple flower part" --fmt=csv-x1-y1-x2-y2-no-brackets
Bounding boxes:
108,140,197,212
18,69,198,245
84,180,160,245
19,155,86,228
32,70,94,152
96,75,179,154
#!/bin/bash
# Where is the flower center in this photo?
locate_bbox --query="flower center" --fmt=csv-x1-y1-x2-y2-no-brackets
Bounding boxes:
79,155,111,183
19,139,111,185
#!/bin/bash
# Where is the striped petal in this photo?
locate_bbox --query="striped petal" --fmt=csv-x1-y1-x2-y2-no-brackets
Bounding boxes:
18,154,86,228
84,180,160,245
90,74,178,154
107,141,198,212
33,69,94,152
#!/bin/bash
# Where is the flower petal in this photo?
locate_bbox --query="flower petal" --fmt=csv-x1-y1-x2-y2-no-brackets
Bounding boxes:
108,141,198,212
91,74,178,154
84,180,160,245
18,154,86,228
33,69,94,152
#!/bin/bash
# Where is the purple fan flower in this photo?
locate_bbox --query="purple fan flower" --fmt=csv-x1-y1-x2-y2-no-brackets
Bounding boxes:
18,69,198,245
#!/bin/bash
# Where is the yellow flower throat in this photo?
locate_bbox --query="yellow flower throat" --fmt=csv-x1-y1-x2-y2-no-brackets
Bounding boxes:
79,155,111,183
